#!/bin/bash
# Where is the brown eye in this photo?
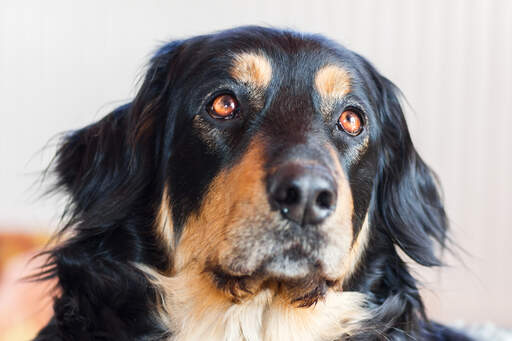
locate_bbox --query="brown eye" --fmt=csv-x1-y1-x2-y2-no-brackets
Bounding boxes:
338,110,363,136
208,94,238,119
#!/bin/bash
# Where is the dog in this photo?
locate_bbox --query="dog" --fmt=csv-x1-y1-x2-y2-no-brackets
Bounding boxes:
34,26,474,340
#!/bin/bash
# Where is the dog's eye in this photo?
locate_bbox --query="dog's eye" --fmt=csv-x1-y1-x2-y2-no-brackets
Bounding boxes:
337,110,363,136
208,94,239,119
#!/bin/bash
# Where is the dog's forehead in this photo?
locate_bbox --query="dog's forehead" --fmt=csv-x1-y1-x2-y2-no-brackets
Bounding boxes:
193,30,357,96
226,49,352,99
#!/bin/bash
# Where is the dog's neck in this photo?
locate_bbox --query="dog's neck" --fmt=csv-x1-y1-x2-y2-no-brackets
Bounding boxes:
146,265,371,341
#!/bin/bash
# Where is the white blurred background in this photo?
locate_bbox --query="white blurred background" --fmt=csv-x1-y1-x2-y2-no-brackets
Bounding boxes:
1,0,511,329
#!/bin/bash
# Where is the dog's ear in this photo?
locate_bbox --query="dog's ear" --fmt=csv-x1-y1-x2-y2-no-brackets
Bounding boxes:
367,67,448,267
53,41,183,224
36,42,186,339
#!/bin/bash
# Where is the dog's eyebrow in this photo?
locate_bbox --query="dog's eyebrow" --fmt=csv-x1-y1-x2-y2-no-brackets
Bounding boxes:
230,52,272,89
314,65,351,100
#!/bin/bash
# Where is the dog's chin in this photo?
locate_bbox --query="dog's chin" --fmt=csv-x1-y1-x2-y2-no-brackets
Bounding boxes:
258,247,325,280
210,247,341,306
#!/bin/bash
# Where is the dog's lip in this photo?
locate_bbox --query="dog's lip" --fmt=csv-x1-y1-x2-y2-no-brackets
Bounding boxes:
217,245,338,282
209,262,341,293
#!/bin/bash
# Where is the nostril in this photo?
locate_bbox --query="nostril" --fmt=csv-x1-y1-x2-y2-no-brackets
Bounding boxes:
275,185,301,205
284,186,300,205
316,190,334,210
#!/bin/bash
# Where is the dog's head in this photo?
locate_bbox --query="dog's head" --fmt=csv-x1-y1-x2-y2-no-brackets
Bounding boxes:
52,27,447,312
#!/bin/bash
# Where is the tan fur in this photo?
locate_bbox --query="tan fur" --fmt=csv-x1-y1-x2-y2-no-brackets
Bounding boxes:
230,52,272,109
325,145,371,282
314,65,351,100
156,185,174,257
314,65,352,118
172,137,270,275
231,52,272,89
313,149,354,281
341,213,370,282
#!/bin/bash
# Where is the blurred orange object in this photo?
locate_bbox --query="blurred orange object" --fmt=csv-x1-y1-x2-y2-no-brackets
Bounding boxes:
0,233,56,341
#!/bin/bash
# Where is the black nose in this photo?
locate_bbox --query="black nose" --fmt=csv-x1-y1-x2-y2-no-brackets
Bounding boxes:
268,163,337,226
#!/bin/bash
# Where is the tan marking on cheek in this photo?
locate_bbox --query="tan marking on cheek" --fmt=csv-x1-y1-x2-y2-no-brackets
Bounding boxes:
315,65,351,100
231,52,272,89
174,137,269,273
341,212,370,282
324,144,371,282
318,145,354,280
156,185,174,259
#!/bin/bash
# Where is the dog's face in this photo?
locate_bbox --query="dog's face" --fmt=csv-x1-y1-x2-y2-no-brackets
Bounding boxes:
53,27,447,323
157,35,380,303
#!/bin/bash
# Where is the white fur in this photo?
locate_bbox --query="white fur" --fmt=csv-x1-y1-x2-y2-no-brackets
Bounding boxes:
139,264,371,341
169,289,369,341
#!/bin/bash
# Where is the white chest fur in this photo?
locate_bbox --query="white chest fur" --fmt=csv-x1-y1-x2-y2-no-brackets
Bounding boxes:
169,289,369,341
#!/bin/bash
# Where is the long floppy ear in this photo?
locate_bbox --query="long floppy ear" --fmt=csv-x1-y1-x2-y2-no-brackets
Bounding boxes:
53,40,183,228
369,71,448,267
54,104,141,223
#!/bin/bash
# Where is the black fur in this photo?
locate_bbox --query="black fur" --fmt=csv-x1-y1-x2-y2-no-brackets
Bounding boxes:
34,26,473,341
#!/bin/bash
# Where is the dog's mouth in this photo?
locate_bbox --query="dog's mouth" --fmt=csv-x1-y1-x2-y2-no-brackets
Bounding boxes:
206,248,341,306
206,234,344,305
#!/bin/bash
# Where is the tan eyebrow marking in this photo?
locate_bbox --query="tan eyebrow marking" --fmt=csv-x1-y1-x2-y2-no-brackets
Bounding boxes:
314,65,351,100
230,52,272,89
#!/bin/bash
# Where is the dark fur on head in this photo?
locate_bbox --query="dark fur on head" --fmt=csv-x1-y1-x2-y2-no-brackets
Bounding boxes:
34,26,471,341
